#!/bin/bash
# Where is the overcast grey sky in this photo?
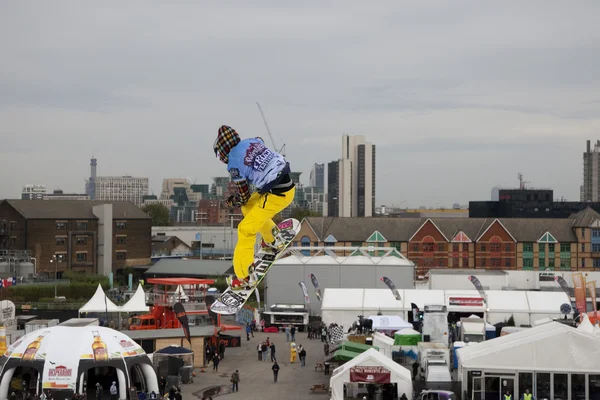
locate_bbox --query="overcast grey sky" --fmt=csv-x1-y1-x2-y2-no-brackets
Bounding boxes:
1,1,599,207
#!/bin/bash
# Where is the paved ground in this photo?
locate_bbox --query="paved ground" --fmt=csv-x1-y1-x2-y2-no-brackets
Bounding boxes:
182,330,331,399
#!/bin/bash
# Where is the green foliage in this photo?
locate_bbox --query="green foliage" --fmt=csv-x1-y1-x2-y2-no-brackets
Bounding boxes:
4,281,107,303
141,203,171,226
63,271,109,286
506,315,516,327
290,207,321,221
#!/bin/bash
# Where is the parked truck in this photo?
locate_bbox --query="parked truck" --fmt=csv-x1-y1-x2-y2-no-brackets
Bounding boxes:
459,318,486,343
422,305,449,347
417,342,452,383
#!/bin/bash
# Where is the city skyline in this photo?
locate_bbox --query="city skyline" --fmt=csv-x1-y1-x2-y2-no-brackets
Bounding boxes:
1,2,599,207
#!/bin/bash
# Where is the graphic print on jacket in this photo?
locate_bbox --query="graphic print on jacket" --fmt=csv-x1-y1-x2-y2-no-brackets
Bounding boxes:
227,138,286,190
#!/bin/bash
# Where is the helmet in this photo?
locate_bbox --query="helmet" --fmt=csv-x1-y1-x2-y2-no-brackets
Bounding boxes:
214,125,240,164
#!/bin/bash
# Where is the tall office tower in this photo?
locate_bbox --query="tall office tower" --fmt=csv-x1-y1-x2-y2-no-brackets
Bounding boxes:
582,140,600,202
309,163,325,189
85,157,97,200
327,160,340,217
340,135,376,217
94,176,149,207
21,185,47,200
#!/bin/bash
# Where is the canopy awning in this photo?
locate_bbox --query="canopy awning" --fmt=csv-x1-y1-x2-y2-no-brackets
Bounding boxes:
155,345,194,355
119,284,150,313
79,284,121,313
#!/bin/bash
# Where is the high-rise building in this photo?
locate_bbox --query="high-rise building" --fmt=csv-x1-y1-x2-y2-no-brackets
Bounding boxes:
85,157,97,200
309,163,325,189
94,176,149,207
21,185,47,200
327,160,340,217
582,140,600,202
328,135,376,217
160,179,191,200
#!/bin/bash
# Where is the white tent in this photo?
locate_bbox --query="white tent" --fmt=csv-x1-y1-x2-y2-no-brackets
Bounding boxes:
119,284,149,313
78,284,121,314
367,315,413,331
372,332,395,359
457,321,600,373
330,348,412,400
577,314,595,334
169,285,189,302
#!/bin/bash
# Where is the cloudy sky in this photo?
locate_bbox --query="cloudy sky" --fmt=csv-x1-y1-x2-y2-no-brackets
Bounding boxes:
1,1,599,208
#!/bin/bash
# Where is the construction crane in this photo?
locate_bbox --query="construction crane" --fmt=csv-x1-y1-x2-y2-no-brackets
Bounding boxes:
256,102,286,156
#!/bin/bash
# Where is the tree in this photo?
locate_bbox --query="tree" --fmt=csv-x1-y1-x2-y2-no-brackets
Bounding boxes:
141,204,171,226
290,207,321,221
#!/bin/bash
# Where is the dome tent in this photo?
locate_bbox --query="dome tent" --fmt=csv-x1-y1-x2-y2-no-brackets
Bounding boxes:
0,326,158,399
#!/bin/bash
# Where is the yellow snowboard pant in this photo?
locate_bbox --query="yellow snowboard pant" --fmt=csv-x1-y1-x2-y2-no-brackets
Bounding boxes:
233,187,296,279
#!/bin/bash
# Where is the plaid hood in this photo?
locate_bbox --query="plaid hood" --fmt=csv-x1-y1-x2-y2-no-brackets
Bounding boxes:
214,125,241,164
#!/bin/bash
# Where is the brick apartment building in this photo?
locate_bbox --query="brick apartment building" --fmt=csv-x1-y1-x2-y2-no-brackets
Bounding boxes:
0,200,151,276
292,207,600,277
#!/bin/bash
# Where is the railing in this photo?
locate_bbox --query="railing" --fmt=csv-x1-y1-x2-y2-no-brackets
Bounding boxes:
14,302,85,311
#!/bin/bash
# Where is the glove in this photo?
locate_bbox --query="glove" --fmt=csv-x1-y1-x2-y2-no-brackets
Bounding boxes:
226,195,243,208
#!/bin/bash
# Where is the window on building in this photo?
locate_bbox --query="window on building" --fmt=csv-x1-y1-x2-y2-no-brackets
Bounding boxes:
452,244,459,252
390,242,401,252
479,243,486,251
491,258,501,267
560,257,570,270
412,243,419,252
582,258,586,268
423,242,434,252
594,259,600,268
593,229,600,238
539,243,545,253
505,243,512,252
437,243,445,252
523,258,534,269
505,258,511,267
549,258,555,268
582,228,586,239
116,221,127,230
481,258,486,267
9,237,16,246
76,252,87,262
463,257,469,267
593,244,600,253
490,238,501,253
324,241,334,247
9,221,16,230
581,243,586,252
56,221,67,230
351,241,362,247
452,257,459,267
438,259,445,267
539,257,545,269
523,243,533,253
116,251,127,260
117,236,127,245
76,221,88,230
76,236,88,245
56,237,66,246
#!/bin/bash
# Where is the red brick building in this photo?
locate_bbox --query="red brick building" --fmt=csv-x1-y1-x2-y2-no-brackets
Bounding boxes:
292,208,600,277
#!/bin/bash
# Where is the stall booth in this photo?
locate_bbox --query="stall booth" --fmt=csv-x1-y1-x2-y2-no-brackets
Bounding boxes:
330,348,412,400
457,322,600,400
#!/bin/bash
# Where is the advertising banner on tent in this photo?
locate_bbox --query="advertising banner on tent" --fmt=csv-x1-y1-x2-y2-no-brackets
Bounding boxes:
448,297,484,307
349,366,391,384
572,272,587,314
173,302,192,345
587,281,597,313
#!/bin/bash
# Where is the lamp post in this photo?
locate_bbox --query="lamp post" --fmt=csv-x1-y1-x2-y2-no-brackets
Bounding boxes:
50,255,62,298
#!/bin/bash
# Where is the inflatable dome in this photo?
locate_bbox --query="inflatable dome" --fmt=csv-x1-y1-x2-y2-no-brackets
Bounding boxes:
0,326,158,399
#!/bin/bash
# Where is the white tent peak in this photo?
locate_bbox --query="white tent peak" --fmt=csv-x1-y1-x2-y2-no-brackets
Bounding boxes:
79,284,121,313
119,284,150,313
577,314,595,333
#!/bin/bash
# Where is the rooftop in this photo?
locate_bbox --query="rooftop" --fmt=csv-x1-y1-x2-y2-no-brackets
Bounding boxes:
2,199,150,220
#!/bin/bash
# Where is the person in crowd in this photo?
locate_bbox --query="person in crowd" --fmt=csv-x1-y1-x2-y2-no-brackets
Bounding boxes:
109,382,118,400
290,326,296,341
219,340,226,359
290,342,297,363
272,361,280,383
270,341,276,362
299,345,307,367
231,370,240,392
261,341,268,361
212,353,220,372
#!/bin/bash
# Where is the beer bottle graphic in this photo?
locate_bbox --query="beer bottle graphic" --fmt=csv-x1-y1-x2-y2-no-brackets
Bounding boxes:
22,331,49,361
92,331,108,362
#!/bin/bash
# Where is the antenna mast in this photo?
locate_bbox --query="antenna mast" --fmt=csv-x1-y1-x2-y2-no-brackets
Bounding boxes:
256,102,286,156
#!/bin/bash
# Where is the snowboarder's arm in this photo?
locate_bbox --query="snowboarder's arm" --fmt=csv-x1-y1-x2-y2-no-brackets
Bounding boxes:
227,167,251,206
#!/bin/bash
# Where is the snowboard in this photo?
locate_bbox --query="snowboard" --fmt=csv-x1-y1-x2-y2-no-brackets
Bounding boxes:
209,218,301,315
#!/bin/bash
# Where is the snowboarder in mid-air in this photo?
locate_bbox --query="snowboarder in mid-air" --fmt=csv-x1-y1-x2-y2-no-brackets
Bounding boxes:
213,125,296,290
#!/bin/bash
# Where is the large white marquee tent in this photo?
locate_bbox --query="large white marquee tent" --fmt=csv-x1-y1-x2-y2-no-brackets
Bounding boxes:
330,348,412,400
321,288,571,328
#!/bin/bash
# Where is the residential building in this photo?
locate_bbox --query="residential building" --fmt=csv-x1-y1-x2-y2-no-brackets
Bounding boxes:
21,185,47,200
94,176,149,207
43,189,90,201
0,200,151,276
582,139,600,202
309,163,325,189
291,207,600,278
